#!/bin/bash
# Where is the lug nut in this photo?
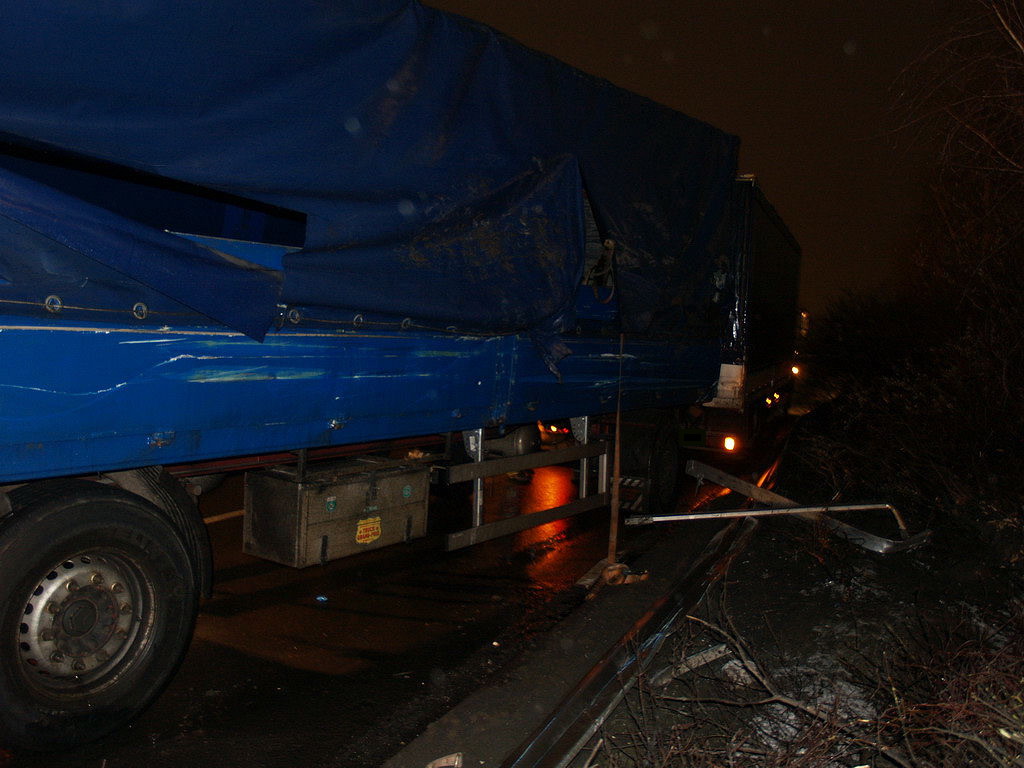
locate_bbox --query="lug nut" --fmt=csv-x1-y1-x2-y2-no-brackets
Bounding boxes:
40,629,54,642
65,579,79,592
46,602,60,615
49,651,64,663
110,582,124,594
90,572,104,586
71,660,86,672
119,603,132,615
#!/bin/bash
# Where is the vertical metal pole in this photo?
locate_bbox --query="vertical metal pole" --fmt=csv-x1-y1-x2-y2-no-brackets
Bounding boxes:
608,334,625,564
464,428,485,528
571,416,590,499
598,442,609,494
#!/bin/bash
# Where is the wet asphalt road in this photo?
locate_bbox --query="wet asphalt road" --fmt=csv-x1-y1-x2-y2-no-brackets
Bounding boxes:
9,464,638,768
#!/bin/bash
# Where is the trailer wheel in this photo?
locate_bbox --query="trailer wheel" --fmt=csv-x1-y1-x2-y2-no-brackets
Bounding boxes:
0,480,198,751
621,423,682,516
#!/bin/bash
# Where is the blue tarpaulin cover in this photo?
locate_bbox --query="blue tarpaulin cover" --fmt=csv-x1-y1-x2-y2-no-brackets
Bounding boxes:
0,0,738,344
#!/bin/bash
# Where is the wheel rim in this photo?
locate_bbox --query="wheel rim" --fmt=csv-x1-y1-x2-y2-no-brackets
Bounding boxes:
16,550,153,697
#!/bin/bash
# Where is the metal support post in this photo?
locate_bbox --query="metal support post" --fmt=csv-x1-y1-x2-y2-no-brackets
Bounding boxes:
571,416,590,499
597,442,609,494
464,428,485,528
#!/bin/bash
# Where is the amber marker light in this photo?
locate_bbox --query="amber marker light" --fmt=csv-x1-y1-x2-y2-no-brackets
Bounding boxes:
791,365,801,376
723,436,737,451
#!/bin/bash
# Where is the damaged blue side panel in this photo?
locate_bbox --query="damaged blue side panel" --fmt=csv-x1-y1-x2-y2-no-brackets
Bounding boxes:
0,319,720,482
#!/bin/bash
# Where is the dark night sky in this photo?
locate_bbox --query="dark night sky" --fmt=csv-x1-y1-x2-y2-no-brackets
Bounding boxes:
427,0,957,314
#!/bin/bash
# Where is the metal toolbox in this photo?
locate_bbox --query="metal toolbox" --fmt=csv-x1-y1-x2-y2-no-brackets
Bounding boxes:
243,456,430,568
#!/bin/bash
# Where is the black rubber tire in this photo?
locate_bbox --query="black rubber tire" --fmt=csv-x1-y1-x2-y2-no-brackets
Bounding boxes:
103,466,212,597
0,480,198,751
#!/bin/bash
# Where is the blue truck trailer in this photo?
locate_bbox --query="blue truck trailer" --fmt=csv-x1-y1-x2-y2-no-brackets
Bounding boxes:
0,0,800,750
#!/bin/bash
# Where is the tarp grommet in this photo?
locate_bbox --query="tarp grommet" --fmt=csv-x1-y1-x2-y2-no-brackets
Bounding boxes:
44,295,63,314
132,302,149,320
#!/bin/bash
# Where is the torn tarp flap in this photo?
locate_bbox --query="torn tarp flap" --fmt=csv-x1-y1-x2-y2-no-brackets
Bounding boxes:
0,166,283,339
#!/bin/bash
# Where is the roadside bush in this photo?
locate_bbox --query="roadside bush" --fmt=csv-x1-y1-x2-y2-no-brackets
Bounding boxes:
778,286,1023,562
789,319,1022,536
853,602,1024,767
596,600,1024,768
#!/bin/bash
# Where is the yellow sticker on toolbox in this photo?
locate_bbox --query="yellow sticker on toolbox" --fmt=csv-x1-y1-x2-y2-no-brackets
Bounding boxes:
355,516,382,545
